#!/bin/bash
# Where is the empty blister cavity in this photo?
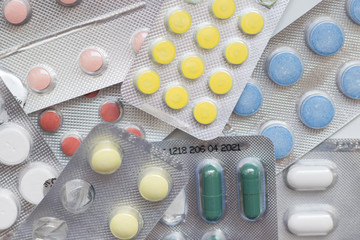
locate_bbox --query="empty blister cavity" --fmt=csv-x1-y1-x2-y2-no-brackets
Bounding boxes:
57,0,81,7
27,66,56,94
195,23,221,50
164,85,189,110
79,48,107,76
61,131,82,157
99,99,124,123
32,217,68,240
238,9,264,35
89,140,123,175
223,39,249,65
161,188,187,226
196,159,225,223
179,53,205,80
346,0,360,24
208,69,233,95
165,8,192,34
337,61,360,99
233,83,263,116
193,99,218,125
0,188,21,231
210,0,236,20
39,109,63,132
3,0,31,25
109,206,144,240
162,232,187,240
134,68,161,95
201,230,227,240
132,29,149,53
237,157,266,221
150,38,177,65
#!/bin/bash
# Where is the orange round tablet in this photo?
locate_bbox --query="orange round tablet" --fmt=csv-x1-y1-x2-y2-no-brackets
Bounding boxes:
39,110,62,132
100,102,122,122
61,135,82,156
125,126,144,138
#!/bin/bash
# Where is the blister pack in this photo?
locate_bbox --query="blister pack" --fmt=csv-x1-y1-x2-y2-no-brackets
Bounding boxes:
146,136,277,239
0,0,164,114
0,79,62,239
278,139,360,239
28,83,175,166
121,0,289,140
12,123,188,240
226,0,360,173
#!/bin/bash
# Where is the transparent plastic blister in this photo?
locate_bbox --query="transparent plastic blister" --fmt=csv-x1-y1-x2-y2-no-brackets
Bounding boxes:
12,123,188,240
148,136,277,239
226,0,360,173
278,139,360,239
121,0,289,140
0,79,62,238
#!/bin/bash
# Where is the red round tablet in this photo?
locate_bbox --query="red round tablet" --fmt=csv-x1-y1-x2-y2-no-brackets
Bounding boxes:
100,102,121,122
125,126,144,138
39,110,62,132
84,90,100,98
61,135,82,156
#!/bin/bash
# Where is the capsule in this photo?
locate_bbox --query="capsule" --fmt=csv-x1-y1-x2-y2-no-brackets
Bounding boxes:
196,159,225,223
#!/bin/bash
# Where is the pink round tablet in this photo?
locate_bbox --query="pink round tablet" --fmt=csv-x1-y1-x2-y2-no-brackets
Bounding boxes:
27,67,53,92
84,90,100,98
3,0,31,25
39,110,62,132
132,29,149,52
100,102,122,123
125,126,144,138
80,49,104,74
59,0,78,4
61,135,81,156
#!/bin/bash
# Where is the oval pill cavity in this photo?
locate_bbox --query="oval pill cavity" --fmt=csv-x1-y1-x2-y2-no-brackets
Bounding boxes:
3,0,31,25
109,206,143,240
138,167,172,202
89,140,123,174
233,82,263,116
0,188,21,230
337,61,360,99
196,159,225,223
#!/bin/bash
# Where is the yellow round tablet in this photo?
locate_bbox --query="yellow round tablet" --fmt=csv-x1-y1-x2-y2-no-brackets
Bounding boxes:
90,141,122,174
166,9,192,34
134,69,161,94
164,86,189,109
195,24,220,49
209,70,233,94
180,54,205,79
211,0,236,19
239,11,264,35
138,167,171,202
224,40,249,65
110,207,142,239
193,101,217,125
150,38,176,64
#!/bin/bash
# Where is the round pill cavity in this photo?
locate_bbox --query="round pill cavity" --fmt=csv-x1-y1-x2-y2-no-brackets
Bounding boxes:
297,91,335,129
57,0,81,7
346,0,360,24
337,61,360,99
100,100,123,123
162,232,186,240
193,100,217,125
150,38,176,64
138,167,172,202
259,121,294,159
18,162,59,205
0,189,20,231
233,83,263,116
33,217,68,240
125,124,145,138
224,40,249,65
164,85,189,109
134,68,161,94
209,70,233,95
179,54,205,80
39,109,62,132
61,132,82,156
84,90,100,98
210,0,236,19
131,29,148,52
90,140,123,174
79,48,105,75
306,18,344,56
109,206,143,239
27,66,55,94
265,47,303,86
201,230,227,240
238,10,264,35
0,123,32,165
3,0,31,25
166,8,192,34
195,24,220,49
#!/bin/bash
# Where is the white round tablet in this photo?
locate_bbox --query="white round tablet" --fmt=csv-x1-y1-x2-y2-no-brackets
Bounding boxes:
18,163,58,205
0,123,32,165
0,188,21,230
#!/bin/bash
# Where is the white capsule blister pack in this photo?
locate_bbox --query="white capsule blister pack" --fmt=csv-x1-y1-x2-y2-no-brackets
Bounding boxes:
28,83,175,166
147,136,277,239
226,0,360,173
0,79,62,238
121,0,289,140
0,0,164,114
278,139,360,239
12,123,188,240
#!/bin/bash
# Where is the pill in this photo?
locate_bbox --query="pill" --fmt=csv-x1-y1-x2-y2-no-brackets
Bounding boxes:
195,24,220,50
39,109,62,132
179,54,205,80
346,0,360,24
224,40,248,65
265,47,303,86
0,189,20,230
210,0,236,20
337,61,360,99
150,38,176,64
61,132,82,156
84,90,100,98
90,140,123,174
100,100,123,123
57,0,81,7
297,91,335,129
79,48,105,74
134,68,161,94
306,17,344,56
166,8,192,34
233,83,263,116
3,0,31,25
138,167,172,202
131,29,149,52
18,162,59,204
238,10,264,35
162,232,186,240
193,100,217,125
125,125,145,138
27,67,56,94
197,160,225,223
259,121,294,159
164,85,189,109
0,123,32,165
109,207,143,239
209,70,233,95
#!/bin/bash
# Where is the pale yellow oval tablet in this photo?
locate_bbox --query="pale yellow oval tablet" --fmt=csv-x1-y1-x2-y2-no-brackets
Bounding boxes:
110,207,142,239
90,141,122,174
193,100,217,125
239,10,264,35
195,24,220,49
179,54,205,79
138,167,172,202
210,0,236,19
134,69,161,94
150,38,176,64
164,86,189,109
166,8,192,34
209,70,233,94
224,40,249,65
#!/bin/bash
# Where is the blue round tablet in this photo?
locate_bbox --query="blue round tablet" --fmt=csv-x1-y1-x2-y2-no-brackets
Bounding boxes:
266,47,303,86
306,18,344,56
298,91,335,129
260,121,294,159
337,61,360,99
233,83,263,116
346,0,360,24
